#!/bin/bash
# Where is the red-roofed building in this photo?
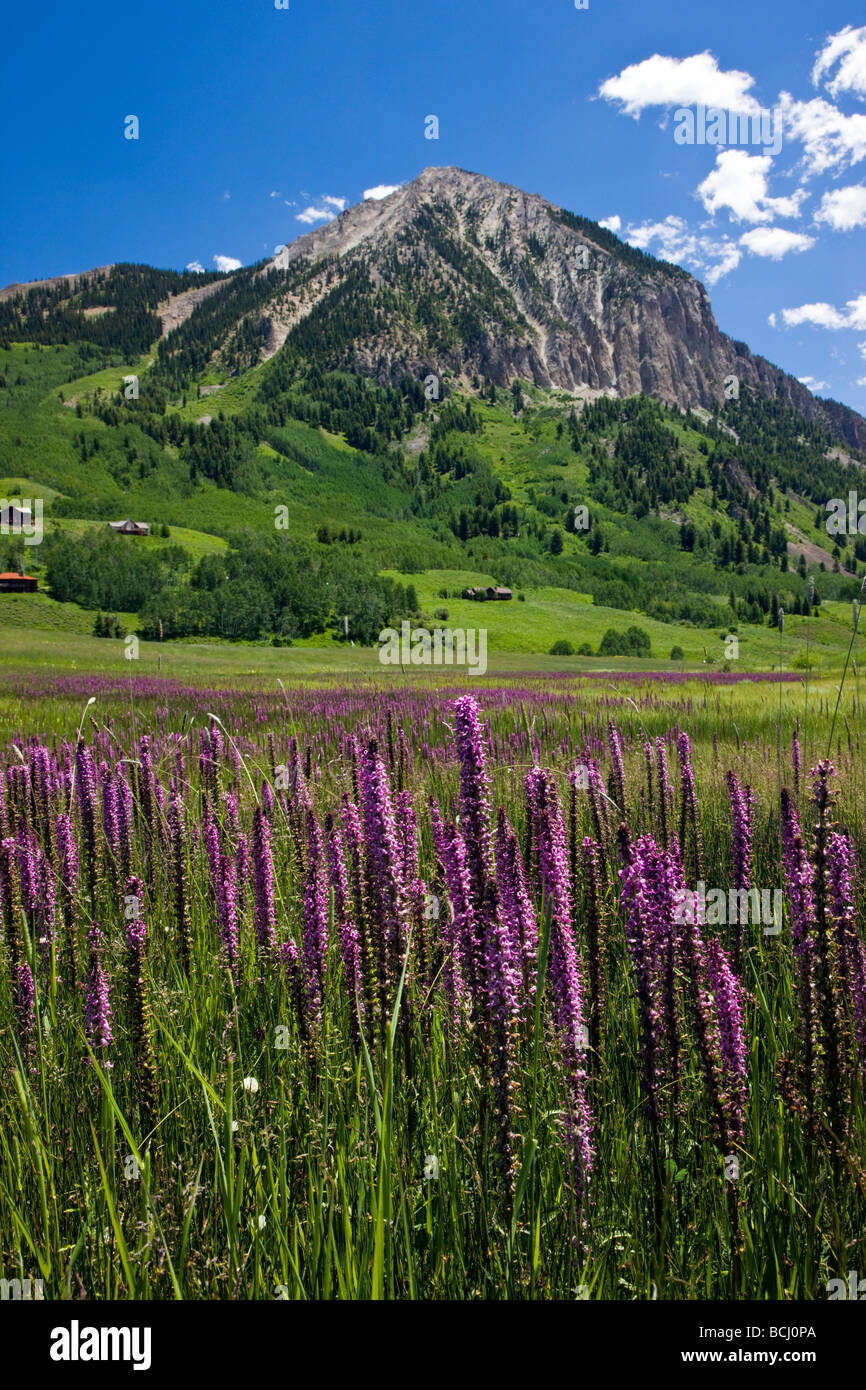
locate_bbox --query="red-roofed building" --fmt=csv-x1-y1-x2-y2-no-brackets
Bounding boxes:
0,572,37,593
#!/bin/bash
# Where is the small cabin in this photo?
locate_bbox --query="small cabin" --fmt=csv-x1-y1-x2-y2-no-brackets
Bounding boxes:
462,585,512,601
108,519,150,536
0,571,37,593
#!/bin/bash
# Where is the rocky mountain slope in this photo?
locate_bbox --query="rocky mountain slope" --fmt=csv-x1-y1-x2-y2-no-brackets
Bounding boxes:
2,167,864,453
250,166,865,451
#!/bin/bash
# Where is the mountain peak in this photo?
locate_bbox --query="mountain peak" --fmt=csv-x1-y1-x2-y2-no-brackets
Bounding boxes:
254,169,865,450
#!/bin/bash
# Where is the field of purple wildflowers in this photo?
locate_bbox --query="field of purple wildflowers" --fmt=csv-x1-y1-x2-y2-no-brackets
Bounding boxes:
0,670,863,1299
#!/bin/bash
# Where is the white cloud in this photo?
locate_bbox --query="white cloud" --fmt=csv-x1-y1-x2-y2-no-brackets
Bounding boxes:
739,226,815,258
798,375,829,390
213,254,242,273
624,214,741,284
768,312,778,327
859,340,866,358
780,293,866,330
364,183,402,201
812,25,866,101
296,206,333,225
186,260,205,274
625,214,691,253
223,191,231,200
856,375,866,386
780,93,866,176
815,184,866,229
697,150,808,223
269,190,280,199
296,196,346,225
782,302,847,328
598,51,759,117
598,214,622,232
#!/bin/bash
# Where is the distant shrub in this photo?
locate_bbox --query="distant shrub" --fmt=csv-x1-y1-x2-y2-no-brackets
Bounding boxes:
549,639,574,655
599,625,651,657
577,642,593,655
670,645,685,661
434,607,449,621
93,612,124,639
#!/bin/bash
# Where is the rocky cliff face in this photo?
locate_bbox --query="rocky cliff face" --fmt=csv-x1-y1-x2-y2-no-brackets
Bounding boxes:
260,166,866,452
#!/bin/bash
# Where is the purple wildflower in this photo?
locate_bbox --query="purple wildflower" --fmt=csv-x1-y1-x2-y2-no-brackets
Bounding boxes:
429,800,474,1028
75,741,100,892
780,787,818,1129
251,806,277,957
55,812,80,984
359,741,410,1019
325,814,363,1043
125,891,158,1132
655,737,673,849
394,790,420,883
495,808,537,1012
607,719,626,813
619,836,672,1131
581,836,605,1072
726,770,754,970
84,923,113,1061
480,876,521,1202
525,767,593,1199
706,938,748,1145
826,831,866,1066
677,731,702,881
0,836,23,967
168,794,192,972
301,808,329,1025
452,695,494,904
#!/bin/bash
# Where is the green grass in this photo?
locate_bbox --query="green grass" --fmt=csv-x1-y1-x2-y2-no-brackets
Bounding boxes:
0,671,863,1299
384,567,855,667
2,338,863,669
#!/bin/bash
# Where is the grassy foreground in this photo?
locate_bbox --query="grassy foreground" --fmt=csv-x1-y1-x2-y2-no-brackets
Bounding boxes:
0,665,864,1300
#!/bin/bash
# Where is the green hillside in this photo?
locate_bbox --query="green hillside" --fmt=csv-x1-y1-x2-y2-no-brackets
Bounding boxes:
1,264,865,670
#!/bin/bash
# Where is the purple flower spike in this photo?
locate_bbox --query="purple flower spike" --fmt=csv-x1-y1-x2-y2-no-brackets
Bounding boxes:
524,767,593,1199
84,923,113,1061
706,937,748,1145
301,808,329,1025
452,695,494,904
251,806,277,956
495,807,537,1012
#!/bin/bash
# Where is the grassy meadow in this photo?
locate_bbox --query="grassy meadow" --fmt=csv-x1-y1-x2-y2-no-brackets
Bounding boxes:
1,326,865,1307
0,659,864,1301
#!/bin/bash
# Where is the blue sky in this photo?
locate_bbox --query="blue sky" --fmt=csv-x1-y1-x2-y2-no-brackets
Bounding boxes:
2,0,865,411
